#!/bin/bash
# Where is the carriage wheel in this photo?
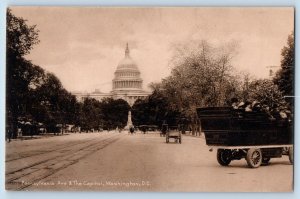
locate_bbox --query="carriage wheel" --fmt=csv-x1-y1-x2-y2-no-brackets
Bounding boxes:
262,157,271,165
217,149,231,166
288,147,293,164
246,148,262,168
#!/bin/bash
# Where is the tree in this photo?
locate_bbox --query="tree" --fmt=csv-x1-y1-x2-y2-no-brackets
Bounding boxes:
79,98,103,132
6,9,40,134
7,8,39,57
160,40,238,134
100,98,130,130
273,32,294,105
131,88,178,127
6,9,80,135
248,79,286,109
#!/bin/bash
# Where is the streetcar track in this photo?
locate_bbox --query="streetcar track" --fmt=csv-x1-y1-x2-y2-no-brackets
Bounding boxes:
6,134,108,162
7,135,121,190
6,134,123,189
6,134,119,176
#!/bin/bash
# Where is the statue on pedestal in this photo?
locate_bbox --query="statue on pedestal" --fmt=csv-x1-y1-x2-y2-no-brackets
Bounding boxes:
125,111,133,130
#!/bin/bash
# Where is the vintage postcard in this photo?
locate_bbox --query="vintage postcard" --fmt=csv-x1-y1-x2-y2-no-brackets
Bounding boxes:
6,7,294,192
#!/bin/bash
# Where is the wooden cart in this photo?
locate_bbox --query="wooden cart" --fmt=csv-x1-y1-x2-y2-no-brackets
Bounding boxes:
197,107,293,168
166,125,182,144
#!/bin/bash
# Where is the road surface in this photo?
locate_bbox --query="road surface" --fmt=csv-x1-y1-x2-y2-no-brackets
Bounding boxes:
5,131,293,192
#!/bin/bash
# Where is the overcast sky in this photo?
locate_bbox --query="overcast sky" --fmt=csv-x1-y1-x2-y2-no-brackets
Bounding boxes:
11,7,294,93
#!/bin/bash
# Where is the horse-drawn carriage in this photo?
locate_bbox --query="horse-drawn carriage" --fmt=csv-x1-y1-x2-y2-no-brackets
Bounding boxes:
138,125,158,134
197,107,293,168
164,125,182,144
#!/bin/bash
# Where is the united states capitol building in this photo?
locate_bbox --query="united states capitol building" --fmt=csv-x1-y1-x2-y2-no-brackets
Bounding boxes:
73,44,152,106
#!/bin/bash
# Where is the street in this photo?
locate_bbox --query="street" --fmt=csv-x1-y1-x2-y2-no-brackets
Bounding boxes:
5,131,293,192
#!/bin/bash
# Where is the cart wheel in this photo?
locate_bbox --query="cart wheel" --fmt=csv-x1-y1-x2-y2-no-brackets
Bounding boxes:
246,148,262,168
262,157,271,165
217,149,231,166
288,147,293,164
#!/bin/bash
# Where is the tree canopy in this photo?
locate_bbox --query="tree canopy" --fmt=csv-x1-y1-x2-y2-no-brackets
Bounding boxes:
6,10,81,134
273,32,294,101
7,8,39,57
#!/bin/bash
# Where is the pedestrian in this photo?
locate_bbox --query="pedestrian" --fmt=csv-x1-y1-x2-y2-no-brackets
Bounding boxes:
279,108,288,119
129,126,135,134
7,128,13,142
237,102,246,110
231,98,239,109
252,101,261,112
245,101,252,112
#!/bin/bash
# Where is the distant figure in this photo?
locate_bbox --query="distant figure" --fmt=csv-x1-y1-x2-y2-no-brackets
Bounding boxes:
252,101,261,112
245,101,252,112
162,125,168,133
279,109,288,119
7,128,13,142
238,102,246,110
262,105,274,120
17,128,22,137
231,98,239,109
129,126,135,134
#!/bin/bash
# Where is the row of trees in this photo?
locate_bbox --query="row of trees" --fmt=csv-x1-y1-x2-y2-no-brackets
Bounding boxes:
80,98,130,131
6,9,130,135
132,34,294,134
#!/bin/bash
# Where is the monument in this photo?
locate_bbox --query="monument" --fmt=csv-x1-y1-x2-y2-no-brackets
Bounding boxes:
125,111,133,130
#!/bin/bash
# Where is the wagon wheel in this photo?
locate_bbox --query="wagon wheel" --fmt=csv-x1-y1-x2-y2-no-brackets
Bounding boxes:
246,148,262,168
217,149,231,166
262,157,271,165
288,147,293,164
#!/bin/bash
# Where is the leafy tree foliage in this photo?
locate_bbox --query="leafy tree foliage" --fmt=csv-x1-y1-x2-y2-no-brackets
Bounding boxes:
100,98,130,130
6,9,81,134
157,41,238,134
273,32,294,104
7,8,39,57
79,98,103,131
132,89,180,127
6,8,41,133
248,79,286,109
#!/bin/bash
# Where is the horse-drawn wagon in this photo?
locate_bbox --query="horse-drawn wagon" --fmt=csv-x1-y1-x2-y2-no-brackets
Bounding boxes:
197,107,293,168
165,125,182,144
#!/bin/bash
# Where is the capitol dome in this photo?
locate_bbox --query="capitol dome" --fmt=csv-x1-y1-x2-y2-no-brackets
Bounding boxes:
116,55,139,71
73,43,151,107
112,43,143,91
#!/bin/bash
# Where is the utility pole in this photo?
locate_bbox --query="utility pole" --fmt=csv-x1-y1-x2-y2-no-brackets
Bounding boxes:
266,66,280,78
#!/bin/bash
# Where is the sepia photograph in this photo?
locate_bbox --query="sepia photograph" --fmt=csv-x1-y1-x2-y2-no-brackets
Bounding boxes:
5,7,294,192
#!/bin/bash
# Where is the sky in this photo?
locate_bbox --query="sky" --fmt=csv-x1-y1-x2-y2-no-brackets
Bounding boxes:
10,7,294,93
